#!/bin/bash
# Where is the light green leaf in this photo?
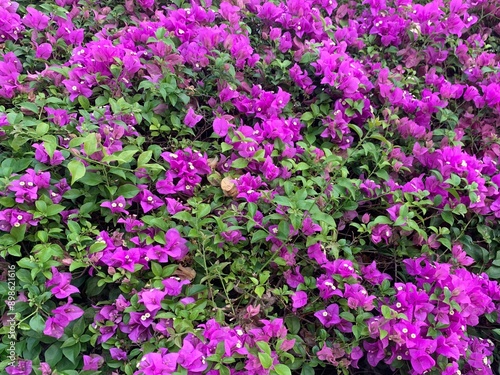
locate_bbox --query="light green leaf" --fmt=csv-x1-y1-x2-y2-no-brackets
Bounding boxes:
67,160,86,185
274,364,292,375
231,158,248,169
36,122,49,137
255,285,265,298
137,150,153,167
258,352,273,369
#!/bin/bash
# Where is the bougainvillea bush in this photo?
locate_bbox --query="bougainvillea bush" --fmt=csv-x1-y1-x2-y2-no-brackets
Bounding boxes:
2,0,500,374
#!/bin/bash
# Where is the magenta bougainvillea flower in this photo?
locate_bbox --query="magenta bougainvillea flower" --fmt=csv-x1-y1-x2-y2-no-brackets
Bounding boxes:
82,354,104,371
110,348,127,361
370,224,392,244
53,299,84,326
184,107,203,128
35,43,52,59
5,360,32,375
45,107,72,126
177,339,208,372
3,1,500,375
46,267,79,299
0,209,37,231
100,196,129,215
22,7,50,30
164,228,189,260
314,303,341,328
301,216,322,235
234,173,264,202
136,351,179,375
43,298,83,339
33,143,64,165
291,291,308,310
43,314,68,339
138,288,167,315
162,277,190,296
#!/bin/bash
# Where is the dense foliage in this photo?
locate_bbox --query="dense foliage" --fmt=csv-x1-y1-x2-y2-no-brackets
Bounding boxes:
1,0,500,374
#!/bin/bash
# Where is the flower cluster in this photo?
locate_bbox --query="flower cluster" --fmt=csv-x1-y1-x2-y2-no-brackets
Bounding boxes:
2,0,500,374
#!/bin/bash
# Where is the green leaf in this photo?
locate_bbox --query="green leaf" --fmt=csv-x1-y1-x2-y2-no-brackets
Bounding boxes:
273,195,293,207
477,224,492,244
67,160,86,185
352,324,361,339
379,329,388,340
274,364,292,375
452,203,467,216
339,311,355,322
137,150,153,167
219,365,230,375
36,122,49,137
251,230,268,243
29,315,45,333
258,352,273,369
221,142,233,152
348,123,363,138
231,158,248,169
11,225,26,243
73,317,87,341
381,305,393,319
116,184,140,199
255,285,265,298
441,211,454,226
373,216,393,225
36,200,47,213
45,343,63,367
62,343,81,364
67,221,81,234
197,203,211,218
300,364,315,375
89,242,107,254
285,316,301,335
257,341,271,355
20,102,39,114
486,266,500,279
116,149,139,164
8,245,22,257
78,96,90,109
79,172,104,186
60,337,77,348
46,204,65,216
151,262,163,277
63,189,83,200
296,162,310,171
277,221,290,240
69,261,87,272
173,211,192,221
83,133,98,156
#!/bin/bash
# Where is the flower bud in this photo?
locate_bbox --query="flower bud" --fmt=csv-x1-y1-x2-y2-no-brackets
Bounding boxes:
221,177,238,197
